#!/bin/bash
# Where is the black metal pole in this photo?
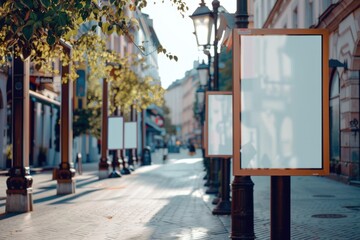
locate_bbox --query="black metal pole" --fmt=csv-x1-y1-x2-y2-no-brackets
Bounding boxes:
205,0,221,198
271,176,291,240
212,0,220,91
212,157,231,215
231,0,255,239
203,49,212,186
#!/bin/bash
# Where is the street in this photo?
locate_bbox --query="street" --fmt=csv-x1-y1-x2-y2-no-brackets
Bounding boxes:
0,149,360,239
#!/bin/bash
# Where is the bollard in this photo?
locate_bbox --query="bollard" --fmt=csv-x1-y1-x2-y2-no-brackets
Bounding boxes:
76,153,82,175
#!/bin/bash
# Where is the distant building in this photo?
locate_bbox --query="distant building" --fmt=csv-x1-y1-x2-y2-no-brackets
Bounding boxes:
135,12,165,152
164,79,183,144
165,61,201,147
256,0,360,182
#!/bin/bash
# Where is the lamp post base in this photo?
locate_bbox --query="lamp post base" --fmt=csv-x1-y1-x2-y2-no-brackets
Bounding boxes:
57,179,76,195
6,189,33,213
108,171,121,178
205,185,218,195
99,170,109,179
120,167,131,175
212,199,231,215
212,196,220,205
231,176,255,239
99,160,109,180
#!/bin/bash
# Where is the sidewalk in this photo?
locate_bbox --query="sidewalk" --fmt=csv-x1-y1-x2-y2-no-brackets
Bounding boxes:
0,149,231,240
0,150,360,239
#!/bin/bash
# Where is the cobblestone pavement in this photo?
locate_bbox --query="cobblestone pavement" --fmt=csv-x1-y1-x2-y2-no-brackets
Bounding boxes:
0,149,360,240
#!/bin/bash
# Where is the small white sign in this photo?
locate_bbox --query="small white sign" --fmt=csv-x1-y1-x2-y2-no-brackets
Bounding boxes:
108,117,123,150
124,122,137,149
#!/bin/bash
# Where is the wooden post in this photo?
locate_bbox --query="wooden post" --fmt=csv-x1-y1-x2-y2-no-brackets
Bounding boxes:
6,57,33,212
57,43,76,194
99,77,110,179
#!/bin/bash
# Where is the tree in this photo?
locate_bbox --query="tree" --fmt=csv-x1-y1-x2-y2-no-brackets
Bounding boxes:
219,47,233,91
1,0,185,136
0,0,187,81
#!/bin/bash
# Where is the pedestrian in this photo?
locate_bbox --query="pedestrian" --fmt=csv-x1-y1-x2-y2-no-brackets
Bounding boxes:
188,142,195,156
163,143,168,161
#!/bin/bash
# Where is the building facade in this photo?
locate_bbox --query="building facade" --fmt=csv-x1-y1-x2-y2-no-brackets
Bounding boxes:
255,0,360,182
164,79,184,144
164,61,201,147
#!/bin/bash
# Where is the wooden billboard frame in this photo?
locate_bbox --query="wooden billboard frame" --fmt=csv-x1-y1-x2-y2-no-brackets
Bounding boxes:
232,28,330,176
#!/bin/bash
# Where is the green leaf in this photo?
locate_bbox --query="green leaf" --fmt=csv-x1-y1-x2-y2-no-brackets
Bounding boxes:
20,0,33,8
22,46,31,59
91,25,97,31
22,24,34,41
39,0,51,8
81,11,89,21
47,34,56,45
30,12,37,21
43,16,52,23
75,2,82,9
14,1,25,10
58,12,69,26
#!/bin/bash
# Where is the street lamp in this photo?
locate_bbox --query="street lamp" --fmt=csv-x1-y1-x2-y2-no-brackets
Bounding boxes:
197,60,209,87
190,1,214,47
196,86,205,114
191,0,228,215
191,0,220,90
196,61,210,187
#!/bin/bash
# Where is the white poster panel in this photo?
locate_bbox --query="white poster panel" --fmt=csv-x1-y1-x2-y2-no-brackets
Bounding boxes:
108,117,123,150
206,93,232,157
240,34,322,169
124,122,137,149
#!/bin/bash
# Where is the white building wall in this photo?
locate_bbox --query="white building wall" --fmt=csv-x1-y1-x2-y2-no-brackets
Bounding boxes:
164,84,183,126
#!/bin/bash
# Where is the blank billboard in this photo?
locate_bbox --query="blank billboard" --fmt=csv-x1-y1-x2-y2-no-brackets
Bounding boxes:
205,92,232,157
124,122,137,149
233,29,329,176
108,117,123,150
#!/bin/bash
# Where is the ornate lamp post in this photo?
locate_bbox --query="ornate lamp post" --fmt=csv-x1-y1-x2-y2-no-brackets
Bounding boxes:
191,0,230,214
197,60,209,87
231,0,255,238
196,60,212,185
197,59,208,147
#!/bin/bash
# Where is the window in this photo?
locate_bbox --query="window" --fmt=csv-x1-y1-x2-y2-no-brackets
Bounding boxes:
293,7,298,28
78,98,83,109
306,0,314,27
330,72,340,164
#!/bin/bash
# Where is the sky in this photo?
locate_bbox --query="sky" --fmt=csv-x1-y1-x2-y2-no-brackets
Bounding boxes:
142,1,237,89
